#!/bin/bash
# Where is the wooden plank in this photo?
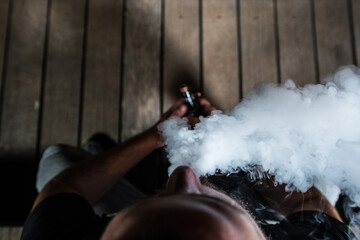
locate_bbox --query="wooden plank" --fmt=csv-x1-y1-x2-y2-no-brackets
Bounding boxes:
240,0,278,95
9,227,23,240
121,0,162,194
352,0,360,64
0,0,10,77
277,0,317,86
121,0,161,141
203,0,239,110
0,226,10,240
0,226,23,240
81,0,123,142
0,0,48,158
314,0,353,80
40,0,86,150
163,0,200,111
161,0,201,187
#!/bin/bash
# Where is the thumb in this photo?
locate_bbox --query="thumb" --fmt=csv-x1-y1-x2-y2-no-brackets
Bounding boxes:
171,105,187,117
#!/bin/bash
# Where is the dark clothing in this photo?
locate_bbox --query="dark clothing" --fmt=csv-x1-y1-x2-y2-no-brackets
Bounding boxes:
21,192,356,240
262,211,356,240
21,193,110,240
207,173,357,240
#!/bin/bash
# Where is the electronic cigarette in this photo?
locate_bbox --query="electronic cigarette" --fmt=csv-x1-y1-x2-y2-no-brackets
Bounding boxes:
179,84,202,117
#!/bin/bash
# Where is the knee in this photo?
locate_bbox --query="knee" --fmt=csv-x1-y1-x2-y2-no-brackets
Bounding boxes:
41,144,70,159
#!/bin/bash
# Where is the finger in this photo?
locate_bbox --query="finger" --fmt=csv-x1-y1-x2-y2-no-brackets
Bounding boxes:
171,104,187,118
206,108,216,116
198,98,216,116
186,116,200,127
163,99,184,118
199,98,212,107
172,98,184,108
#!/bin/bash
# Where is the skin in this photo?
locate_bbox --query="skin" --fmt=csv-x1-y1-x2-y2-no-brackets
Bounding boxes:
31,94,342,239
256,177,342,221
102,166,267,240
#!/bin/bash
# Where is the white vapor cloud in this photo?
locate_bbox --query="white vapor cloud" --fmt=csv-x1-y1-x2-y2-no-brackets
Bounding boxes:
159,65,360,208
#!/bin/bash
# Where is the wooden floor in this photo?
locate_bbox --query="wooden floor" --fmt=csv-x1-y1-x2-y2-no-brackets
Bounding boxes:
0,0,359,235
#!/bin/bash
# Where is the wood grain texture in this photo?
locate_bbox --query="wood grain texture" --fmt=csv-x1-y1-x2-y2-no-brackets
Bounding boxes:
121,0,163,194
0,0,10,77
0,226,23,240
121,0,161,141
0,0,48,158
203,0,239,110
314,0,353,80
0,227,10,240
81,0,122,142
277,0,316,86
9,226,23,239
352,0,360,65
163,0,200,111
240,0,278,94
40,0,86,150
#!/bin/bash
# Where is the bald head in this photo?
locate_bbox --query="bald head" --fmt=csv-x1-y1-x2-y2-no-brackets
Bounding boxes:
101,167,266,240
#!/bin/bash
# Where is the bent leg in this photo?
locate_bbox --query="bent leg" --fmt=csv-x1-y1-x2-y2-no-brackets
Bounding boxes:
36,144,88,192
36,144,147,215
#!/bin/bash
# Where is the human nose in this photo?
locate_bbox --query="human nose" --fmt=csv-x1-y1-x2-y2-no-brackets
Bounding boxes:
162,166,202,195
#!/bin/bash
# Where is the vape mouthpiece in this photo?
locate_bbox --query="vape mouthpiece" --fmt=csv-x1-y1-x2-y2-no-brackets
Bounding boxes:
179,84,202,117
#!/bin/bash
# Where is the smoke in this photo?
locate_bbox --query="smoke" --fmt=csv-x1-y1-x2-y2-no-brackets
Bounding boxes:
159,65,360,209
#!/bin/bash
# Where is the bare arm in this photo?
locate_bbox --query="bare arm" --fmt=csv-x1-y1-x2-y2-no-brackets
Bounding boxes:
32,100,188,211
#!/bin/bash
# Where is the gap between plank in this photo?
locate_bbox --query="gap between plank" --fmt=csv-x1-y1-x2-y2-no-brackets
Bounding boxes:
0,0,14,143
273,0,281,84
118,0,128,143
36,0,52,158
236,0,242,100
77,0,90,147
347,0,358,66
310,0,320,84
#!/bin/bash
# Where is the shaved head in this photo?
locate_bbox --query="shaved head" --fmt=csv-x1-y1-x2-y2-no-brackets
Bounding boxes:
101,167,266,240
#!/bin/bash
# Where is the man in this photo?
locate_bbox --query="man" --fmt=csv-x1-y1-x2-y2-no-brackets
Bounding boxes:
21,97,356,240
